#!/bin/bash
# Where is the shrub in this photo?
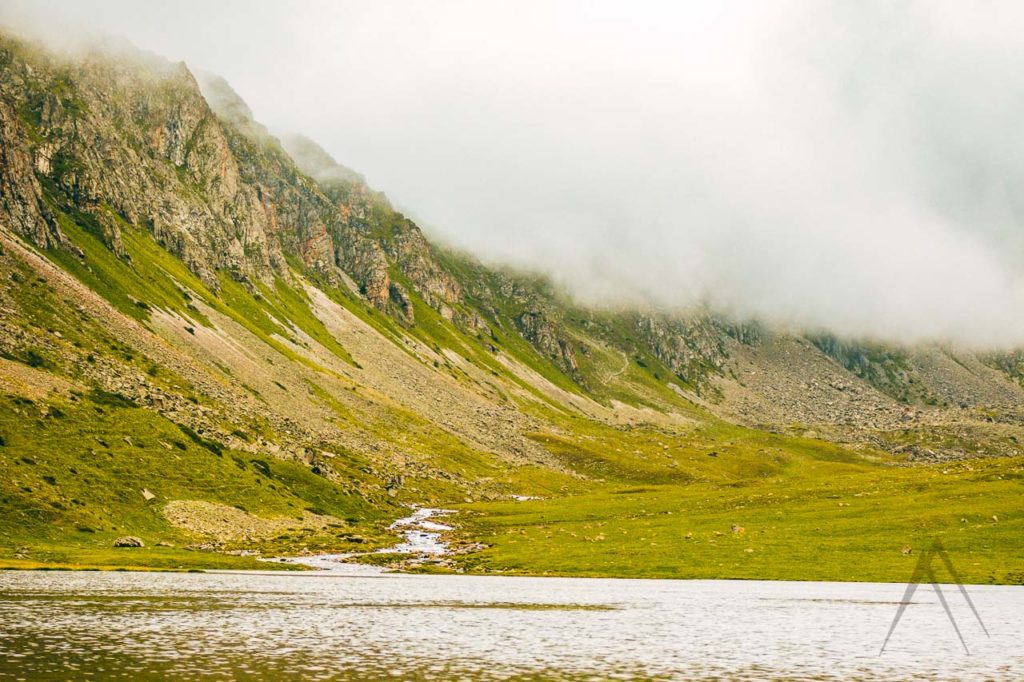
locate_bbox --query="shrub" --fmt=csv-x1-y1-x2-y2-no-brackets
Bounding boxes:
178,424,224,457
88,389,138,409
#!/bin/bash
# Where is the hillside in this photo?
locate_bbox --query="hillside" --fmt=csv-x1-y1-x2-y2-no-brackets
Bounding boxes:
0,32,1021,582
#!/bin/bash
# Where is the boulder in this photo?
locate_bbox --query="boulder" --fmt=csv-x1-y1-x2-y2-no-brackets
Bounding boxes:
113,536,144,548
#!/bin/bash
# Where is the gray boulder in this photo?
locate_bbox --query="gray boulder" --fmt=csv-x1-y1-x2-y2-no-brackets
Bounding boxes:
113,536,144,548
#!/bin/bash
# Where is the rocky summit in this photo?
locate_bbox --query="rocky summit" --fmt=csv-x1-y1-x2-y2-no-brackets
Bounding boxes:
0,31,1021,582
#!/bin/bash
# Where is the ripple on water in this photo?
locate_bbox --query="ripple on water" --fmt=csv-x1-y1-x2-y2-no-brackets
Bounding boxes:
0,571,1021,681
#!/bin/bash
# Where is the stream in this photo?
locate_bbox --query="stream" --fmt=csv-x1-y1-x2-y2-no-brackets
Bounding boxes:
267,506,455,573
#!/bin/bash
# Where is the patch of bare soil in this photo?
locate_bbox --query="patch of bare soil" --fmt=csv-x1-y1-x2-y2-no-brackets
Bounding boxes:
163,500,342,543
0,356,78,399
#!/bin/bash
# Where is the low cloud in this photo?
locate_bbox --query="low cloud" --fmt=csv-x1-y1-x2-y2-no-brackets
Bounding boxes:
5,1,1024,346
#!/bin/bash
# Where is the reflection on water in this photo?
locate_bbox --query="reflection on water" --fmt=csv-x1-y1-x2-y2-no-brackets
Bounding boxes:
0,570,1021,680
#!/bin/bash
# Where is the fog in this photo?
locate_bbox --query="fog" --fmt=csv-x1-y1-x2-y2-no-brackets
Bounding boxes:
4,1,1024,346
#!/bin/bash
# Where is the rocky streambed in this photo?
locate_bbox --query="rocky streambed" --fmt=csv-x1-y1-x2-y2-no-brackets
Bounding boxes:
267,506,458,573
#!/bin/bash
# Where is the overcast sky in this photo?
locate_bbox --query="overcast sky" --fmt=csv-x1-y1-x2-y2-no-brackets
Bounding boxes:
5,1,1024,346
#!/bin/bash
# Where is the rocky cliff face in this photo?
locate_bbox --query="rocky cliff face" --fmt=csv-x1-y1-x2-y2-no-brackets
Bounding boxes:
0,37,436,320
1,42,262,285
630,314,730,388
0,45,74,253
0,33,735,385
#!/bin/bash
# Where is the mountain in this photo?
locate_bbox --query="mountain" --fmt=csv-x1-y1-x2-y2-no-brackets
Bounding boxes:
0,31,1021,582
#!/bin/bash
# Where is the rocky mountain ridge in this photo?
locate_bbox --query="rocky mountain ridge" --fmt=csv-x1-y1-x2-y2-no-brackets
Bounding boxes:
1,30,1023,570
3,31,1024,442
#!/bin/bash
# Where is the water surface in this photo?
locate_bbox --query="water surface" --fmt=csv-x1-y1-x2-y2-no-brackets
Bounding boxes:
0,570,1020,680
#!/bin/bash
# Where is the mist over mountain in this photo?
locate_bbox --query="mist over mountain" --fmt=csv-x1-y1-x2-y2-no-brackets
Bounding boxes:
1,0,1023,590
3,0,1024,347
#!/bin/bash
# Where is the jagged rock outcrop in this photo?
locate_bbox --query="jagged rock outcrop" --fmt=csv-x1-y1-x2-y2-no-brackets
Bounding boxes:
515,310,580,375
0,88,66,250
808,334,928,404
0,38,291,289
630,313,729,387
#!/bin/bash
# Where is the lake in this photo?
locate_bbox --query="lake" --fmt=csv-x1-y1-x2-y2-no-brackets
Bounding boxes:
0,570,1020,680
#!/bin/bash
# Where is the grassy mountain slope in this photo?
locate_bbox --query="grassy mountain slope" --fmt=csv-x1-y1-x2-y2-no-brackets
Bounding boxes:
0,31,1021,581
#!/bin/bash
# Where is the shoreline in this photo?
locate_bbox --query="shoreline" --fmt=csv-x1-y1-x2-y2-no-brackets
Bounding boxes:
1,560,1022,588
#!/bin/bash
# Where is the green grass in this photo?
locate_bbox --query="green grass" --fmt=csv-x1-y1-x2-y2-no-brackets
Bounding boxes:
0,548,295,572
38,198,361,379
260,277,358,365
455,421,1024,584
45,205,213,327
0,391,394,568
214,274,324,369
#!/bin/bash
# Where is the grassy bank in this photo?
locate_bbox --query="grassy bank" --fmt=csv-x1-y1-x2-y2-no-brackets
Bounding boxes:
0,552,286,572
455,422,1024,585
0,391,396,569
456,478,1024,584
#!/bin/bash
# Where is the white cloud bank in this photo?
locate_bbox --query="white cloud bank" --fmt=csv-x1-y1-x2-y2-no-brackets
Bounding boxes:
4,1,1024,346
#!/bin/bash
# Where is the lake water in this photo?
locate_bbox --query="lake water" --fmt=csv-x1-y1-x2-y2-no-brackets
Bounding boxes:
0,570,1020,680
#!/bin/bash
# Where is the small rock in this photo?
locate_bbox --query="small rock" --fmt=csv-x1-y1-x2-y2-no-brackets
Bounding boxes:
901,545,913,556
113,536,144,548
992,515,999,523
731,524,745,534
